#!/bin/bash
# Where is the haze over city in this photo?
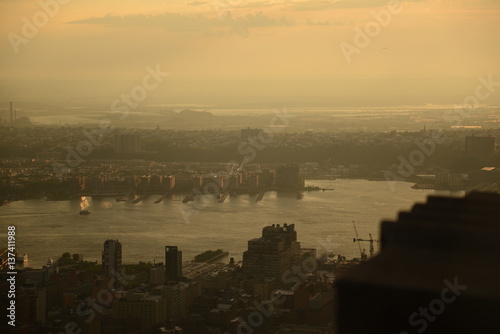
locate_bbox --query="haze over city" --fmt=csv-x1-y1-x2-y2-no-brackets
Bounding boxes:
1,0,500,108
1,0,500,333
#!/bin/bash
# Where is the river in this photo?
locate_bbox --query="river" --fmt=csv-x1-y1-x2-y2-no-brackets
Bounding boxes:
0,179,464,268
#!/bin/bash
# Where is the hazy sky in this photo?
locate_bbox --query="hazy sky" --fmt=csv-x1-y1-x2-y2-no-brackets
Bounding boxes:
1,0,499,105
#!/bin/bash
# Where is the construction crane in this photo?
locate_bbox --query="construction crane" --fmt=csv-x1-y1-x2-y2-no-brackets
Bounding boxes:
352,220,364,259
352,220,379,258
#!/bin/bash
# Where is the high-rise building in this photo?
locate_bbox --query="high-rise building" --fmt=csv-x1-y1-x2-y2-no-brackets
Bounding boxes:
165,246,182,283
242,223,306,281
102,239,122,277
276,164,304,190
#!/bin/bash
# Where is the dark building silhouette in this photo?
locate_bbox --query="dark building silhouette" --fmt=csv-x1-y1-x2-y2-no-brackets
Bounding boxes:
242,223,314,281
165,246,182,283
240,127,263,140
102,239,122,277
336,192,500,333
114,134,141,153
275,164,304,190
465,135,496,155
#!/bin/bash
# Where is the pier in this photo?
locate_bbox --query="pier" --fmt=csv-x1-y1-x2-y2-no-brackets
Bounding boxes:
131,193,149,204
218,191,229,203
154,193,170,204
255,188,266,202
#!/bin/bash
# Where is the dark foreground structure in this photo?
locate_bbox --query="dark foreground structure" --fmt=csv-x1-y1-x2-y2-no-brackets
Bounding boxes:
336,192,500,333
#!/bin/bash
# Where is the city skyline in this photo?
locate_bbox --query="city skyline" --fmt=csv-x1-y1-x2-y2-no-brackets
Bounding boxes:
1,0,500,332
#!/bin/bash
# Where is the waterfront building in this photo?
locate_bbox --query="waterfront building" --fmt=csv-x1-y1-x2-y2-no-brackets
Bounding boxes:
242,224,309,282
465,135,496,155
102,239,122,277
276,164,304,190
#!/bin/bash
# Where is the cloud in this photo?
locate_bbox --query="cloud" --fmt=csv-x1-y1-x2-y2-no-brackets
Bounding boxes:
289,0,386,11
187,1,207,6
287,0,425,11
68,11,295,35
305,18,331,25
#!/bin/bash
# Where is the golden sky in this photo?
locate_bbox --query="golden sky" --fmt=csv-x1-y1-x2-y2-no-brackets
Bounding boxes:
1,0,499,103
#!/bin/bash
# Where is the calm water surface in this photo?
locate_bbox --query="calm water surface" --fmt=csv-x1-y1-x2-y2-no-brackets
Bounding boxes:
0,180,464,267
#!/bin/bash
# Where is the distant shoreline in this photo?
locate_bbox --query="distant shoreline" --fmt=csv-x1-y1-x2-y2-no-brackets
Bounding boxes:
0,178,424,206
